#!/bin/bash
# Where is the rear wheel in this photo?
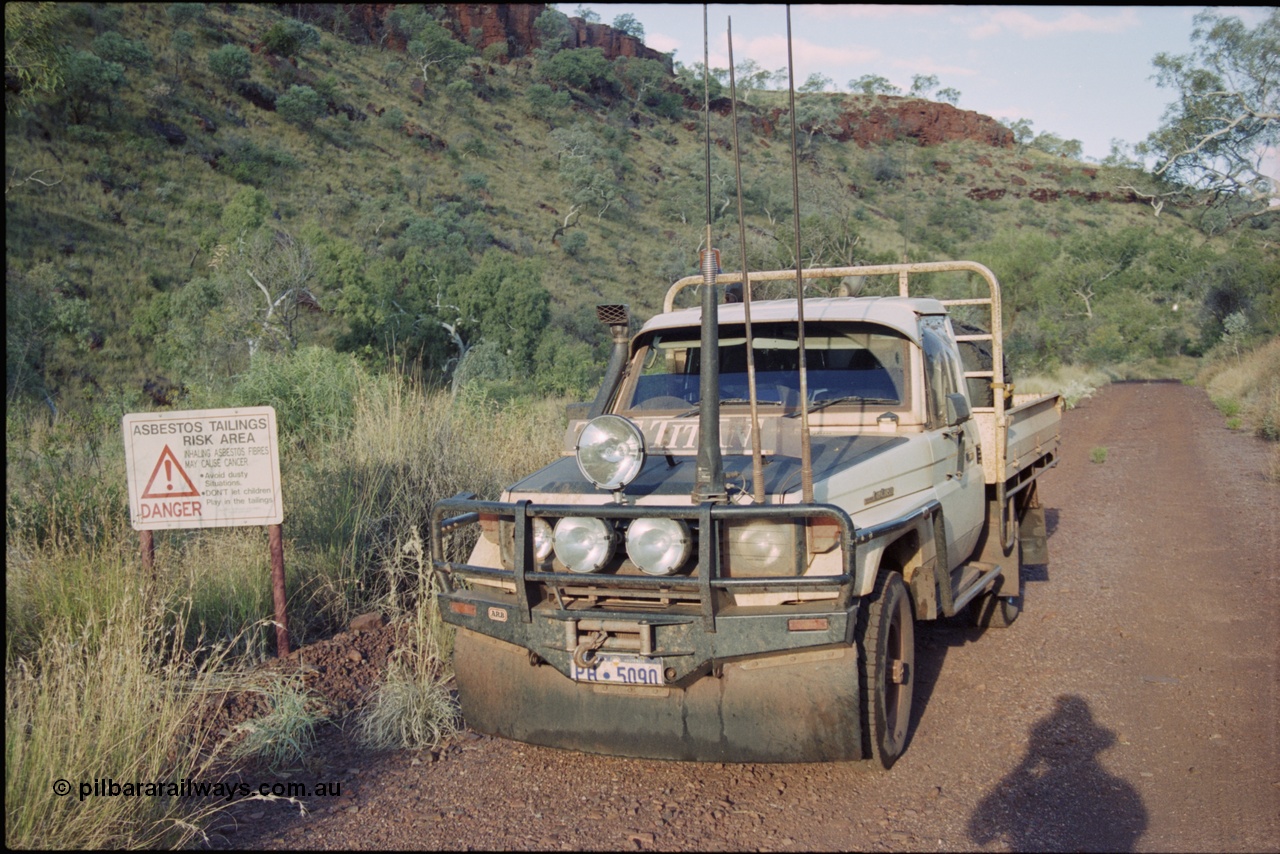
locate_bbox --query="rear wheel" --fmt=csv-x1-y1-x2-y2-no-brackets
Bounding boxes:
857,571,915,768
971,541,1021,628
970,589,1021,627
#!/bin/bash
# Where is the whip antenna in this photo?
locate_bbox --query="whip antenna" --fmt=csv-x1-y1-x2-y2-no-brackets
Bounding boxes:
785,5,815,504
693,3,726,504
726,19,766,503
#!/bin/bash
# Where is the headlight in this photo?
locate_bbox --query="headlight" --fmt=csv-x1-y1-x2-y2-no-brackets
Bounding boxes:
576,415,645,491
497,517,555,567
721,520,803,576
553,516,616,573
626,518,692,576
531,517,554,563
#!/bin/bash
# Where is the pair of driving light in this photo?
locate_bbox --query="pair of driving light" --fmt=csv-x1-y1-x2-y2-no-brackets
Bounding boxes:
550,415,689,574
530,516,693,576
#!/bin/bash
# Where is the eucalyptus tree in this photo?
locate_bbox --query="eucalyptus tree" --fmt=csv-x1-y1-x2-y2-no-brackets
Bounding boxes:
1141,8,1279,225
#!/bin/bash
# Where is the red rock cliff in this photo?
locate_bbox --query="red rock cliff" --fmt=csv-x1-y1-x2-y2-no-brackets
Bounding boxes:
338,4,668,66
837,97,1014,148
442,4,669,65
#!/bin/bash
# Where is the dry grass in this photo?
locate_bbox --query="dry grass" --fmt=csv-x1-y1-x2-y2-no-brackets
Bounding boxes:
1199,337,1280,442
4,589,242,849
1017,365,1115,408
5,369,568,847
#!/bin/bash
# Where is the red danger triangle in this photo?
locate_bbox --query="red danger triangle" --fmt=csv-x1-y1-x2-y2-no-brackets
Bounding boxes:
141,445,201,499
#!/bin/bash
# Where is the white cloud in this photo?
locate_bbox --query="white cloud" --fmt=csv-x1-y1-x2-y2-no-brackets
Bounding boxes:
644,32,680,54
968,8,1141,39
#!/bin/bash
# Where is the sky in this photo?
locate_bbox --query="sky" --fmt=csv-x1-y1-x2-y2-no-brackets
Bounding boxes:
575,4,1269,169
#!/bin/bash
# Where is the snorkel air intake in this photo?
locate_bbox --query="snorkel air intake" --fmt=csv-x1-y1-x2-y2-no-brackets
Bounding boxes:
587,305,630,419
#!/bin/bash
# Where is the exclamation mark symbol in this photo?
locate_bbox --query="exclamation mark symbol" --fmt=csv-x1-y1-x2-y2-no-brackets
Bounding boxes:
165,459,173,490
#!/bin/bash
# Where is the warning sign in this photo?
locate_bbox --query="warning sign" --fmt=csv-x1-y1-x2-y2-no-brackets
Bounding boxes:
140,445,201,499
123,407,282,530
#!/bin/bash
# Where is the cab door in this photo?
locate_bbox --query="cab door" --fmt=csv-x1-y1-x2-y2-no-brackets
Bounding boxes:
920,321,984,569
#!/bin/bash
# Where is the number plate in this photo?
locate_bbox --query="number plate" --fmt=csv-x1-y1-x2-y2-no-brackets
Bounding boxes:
571,653,664,686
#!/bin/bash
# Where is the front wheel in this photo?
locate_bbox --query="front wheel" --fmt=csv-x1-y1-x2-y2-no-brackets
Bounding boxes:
857,571,915,768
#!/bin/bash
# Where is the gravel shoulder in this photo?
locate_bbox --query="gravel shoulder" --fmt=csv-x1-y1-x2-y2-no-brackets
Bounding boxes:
214,382,1279,852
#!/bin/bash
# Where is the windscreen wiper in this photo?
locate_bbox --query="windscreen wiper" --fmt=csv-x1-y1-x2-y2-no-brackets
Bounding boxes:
789,396,898,417
676,398,786,418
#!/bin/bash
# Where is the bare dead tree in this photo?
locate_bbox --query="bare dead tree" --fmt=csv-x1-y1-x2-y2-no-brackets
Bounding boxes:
6,167,61,195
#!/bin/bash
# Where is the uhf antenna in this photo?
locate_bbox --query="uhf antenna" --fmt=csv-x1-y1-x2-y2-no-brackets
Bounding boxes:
726,19,766,503
786,5,815,504
692,3,726,504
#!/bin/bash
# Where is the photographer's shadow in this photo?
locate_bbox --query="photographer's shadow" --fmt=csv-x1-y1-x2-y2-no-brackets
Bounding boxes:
967,694,1147,852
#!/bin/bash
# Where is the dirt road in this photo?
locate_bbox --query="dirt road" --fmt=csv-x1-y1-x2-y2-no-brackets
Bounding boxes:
225,382,1278,852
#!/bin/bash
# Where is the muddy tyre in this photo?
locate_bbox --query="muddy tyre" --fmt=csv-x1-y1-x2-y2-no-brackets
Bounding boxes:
857,571,915,768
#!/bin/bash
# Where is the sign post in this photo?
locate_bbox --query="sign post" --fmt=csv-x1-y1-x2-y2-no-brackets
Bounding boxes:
123,406,289,654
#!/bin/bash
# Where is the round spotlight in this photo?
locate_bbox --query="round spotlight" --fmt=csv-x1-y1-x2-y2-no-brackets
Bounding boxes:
576,415,645,491
553,516,616,573
626,517,692,576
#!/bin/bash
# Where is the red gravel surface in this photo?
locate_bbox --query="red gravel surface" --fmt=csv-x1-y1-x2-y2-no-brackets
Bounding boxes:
209,382,1279,852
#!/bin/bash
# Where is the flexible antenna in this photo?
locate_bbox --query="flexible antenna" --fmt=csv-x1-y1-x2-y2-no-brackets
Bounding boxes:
726,19,766,503
693,4,726,504
785,5,815,504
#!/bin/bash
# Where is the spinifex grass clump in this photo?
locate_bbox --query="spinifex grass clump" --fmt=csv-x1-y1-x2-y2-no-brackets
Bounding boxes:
230,675,329,770
358,528,460,752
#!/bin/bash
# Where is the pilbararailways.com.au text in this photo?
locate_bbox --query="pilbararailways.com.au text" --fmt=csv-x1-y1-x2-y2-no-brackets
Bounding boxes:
53,777,342,802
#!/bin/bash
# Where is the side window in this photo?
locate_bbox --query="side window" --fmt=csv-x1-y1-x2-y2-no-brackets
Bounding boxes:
920,327,960,428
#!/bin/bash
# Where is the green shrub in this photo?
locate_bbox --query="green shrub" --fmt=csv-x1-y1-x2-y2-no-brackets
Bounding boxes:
208,44,251,86
231,677,328,769
1214,397,1241,418
230,346,374,449
379,106,406,132
275,84,326,130
91,31,152,71
262,18,319,58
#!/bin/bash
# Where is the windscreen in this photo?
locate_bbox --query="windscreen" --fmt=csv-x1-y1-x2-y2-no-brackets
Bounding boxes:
622,321,911,413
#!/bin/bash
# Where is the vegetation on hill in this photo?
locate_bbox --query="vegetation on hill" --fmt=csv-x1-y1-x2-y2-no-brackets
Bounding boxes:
5,3,1276,417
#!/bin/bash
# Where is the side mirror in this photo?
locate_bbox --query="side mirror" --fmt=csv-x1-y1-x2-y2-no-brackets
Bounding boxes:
945,392,971,427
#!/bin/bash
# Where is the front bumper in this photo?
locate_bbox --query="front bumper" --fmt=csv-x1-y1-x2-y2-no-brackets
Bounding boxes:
431,495,865,762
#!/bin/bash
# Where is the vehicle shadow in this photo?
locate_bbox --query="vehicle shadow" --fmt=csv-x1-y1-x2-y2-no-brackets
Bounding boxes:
966,694,1147,852
908,611,979,742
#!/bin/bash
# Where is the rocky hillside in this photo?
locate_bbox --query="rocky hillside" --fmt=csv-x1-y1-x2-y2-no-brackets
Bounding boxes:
336,3,669,65
323,4,1008,150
